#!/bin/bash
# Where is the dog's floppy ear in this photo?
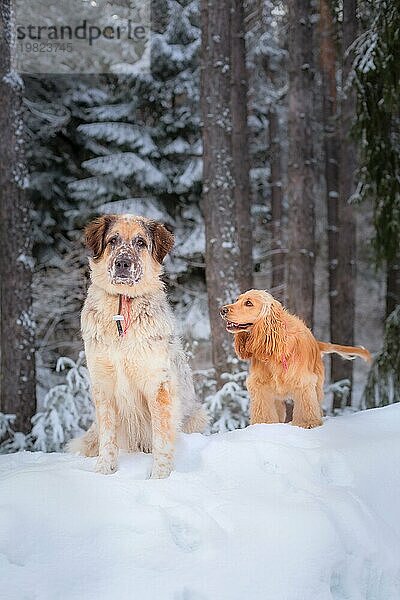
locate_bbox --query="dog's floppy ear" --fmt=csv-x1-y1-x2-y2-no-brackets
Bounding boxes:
248,300,287,360
248,317,269,361
149,221,174,263
84,215,116,259
234,332,253,360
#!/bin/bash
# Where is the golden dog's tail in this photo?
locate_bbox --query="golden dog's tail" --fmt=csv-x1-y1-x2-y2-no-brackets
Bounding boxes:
318,341,372,364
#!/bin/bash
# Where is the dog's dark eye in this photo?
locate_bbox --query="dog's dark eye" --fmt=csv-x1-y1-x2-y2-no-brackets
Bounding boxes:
245,300,253,307
108,237,118,247
136,238,147,248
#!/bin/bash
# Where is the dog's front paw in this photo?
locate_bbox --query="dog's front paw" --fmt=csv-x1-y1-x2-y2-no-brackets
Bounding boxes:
95,457,117,474
291,418,322,429
149,462,172,479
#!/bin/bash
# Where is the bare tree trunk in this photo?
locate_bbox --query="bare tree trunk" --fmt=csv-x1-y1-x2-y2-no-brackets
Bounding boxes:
269,104,285,301
0,0,36,432
386,253,400,317
231,0,253,292
201,0,252,385
255,0,286,303
319,0,343,409
333,0,358,408
287,0,316,326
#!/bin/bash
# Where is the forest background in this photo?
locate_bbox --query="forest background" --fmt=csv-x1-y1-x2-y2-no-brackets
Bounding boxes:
0,0,398,450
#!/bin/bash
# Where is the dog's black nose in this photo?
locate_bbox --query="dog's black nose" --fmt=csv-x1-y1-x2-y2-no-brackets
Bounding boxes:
220,306,228,317
115,255,132,275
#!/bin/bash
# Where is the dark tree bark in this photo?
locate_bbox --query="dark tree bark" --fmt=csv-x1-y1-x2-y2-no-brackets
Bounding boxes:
287,0,317,327
201,0,252,385
247,0,285,300
386,254,400,318
262,46,285,301
268,95,285,301
0,0,36,432
332,0,358,408
319,0,344,409
231,0,253,292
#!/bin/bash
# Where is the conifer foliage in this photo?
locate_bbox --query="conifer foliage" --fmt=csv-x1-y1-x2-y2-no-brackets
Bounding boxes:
353,0,400,265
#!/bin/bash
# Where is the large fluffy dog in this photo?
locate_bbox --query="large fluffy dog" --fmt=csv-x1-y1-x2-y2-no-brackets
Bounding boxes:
68,214,207,478
220,290,371,428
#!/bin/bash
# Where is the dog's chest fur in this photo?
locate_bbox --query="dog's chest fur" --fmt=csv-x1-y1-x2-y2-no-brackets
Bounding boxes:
81,284,180,451
83,282,172,340
251,356,290,393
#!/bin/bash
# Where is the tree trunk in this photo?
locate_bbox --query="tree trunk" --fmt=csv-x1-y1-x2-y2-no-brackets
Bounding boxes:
258,18,286,302
231,0,253,292
269,104,285,301
0,0,36,432
386,253,400,318
287,0,316,327
201,0,252,385
333,0,358,408
319,0,343,409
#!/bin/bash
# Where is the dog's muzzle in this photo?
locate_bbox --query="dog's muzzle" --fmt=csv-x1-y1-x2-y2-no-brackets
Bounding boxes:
110,254,143,285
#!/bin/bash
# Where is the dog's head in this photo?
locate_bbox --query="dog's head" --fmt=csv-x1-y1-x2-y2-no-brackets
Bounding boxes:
84,214,174,295
220,289,288,360
219,289,277,333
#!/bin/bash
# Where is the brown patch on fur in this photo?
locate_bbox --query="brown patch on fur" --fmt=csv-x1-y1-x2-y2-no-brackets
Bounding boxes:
156,382,175,444
84,215,117,259
148,221,175,263
157,382,171,405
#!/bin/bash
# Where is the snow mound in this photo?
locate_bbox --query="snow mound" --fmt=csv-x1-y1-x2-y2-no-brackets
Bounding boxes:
1,405,400,600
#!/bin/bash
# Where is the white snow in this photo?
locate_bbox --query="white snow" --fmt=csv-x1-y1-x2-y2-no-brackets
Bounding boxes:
78,123,157,156
175,158,203,193
1,405,400,599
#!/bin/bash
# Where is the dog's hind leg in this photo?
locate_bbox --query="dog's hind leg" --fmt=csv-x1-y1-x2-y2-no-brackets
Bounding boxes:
291,378,323,429
275,399,286,423
66,423,99,457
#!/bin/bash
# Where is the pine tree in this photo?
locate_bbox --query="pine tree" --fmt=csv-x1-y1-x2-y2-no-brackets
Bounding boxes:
287,0,317,326
318,0,358,409
353,0,400,407
200,0,253,385
24,75,105,369
0,0,36,432
70,1,205,325
319,0,342,407
27,1,208,363
231,0,253,290
247,0,287,301
364,306,400,408
353,0,400,274
332,0,357,408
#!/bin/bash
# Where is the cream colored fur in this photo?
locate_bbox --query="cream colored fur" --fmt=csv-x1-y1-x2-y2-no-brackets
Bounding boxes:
67,215,208,478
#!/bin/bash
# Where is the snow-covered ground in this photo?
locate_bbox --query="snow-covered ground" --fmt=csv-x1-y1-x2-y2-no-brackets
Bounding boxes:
1,405,400,600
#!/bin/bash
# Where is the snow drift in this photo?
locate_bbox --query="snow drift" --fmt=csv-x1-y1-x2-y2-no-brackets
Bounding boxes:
1,405,400,600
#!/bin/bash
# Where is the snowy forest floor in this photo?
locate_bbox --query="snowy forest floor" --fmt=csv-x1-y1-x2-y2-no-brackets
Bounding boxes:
1,405,400,600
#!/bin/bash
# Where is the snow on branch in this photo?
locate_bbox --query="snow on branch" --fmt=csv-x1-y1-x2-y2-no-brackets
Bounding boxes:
0,353,94,454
